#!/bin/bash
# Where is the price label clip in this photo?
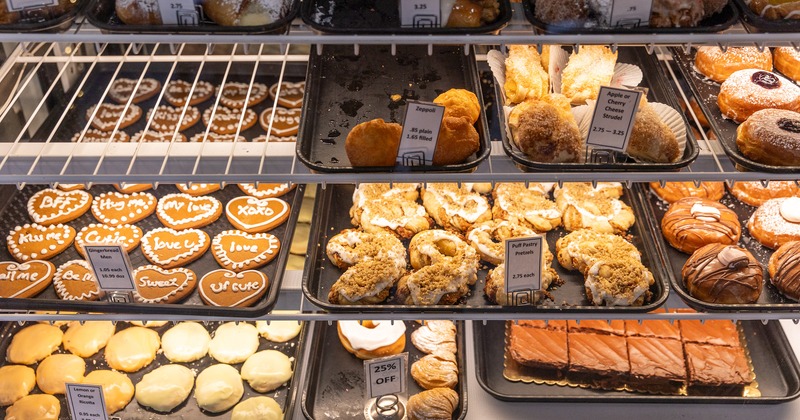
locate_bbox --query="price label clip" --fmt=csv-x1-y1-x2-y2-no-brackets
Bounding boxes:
396,100,445,167
608,0,653,28
399,0,442,28
83,244,136,303
504,235,545,306
364,353,408,400
65,383,108,420
586,86,646,155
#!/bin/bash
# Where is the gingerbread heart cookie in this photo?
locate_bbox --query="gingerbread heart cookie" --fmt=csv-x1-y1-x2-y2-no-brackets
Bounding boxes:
141,228,210,269
87,103,142,131
133,265,197,304
237,183,295,199
146,105,200,132
198,269,268,307
0,260,55,298
54,259,100,301
28,188,92,225
212,230,280,272
259,107,300,137
7,224,76,262
189,133,246,143
75,224,142,257
132,130,188,142
202,106,257,135
218,82,268,109
56,184,85,192
252,134,297,143
91,191,156,226
175,183,222,196
225,196,290,233
71,129,130,143
269,81,305,109
164,80,214,107
114,184,152,194
108,78,161,104
157,193,222,230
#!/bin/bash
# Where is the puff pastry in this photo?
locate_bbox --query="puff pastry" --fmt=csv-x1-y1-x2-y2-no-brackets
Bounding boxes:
504,45,549,104
406,388,459,420
561,46,617,105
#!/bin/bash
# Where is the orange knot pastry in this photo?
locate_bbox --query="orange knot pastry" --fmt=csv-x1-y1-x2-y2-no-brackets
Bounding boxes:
492,183,562,232
748,197,800,249
554,182,634,234
337,320,406,360
421,183,492,234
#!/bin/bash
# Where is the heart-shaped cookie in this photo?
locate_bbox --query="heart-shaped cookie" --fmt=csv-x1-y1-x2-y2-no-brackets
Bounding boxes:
75,223,142,257
157,194,222,230
202,106,257,135
237,183,295,199
0,260,55,298
218,82,268,109
164,80,214,107
189,133,246,143
259,107,301,137
56,184,86,192
53,259,100,301
269,81,305,108
212,230,280,272
87,103,142,131
225,197,290,233
7,224,76,262
141,228,210,269
133,265,197,304
91,191,156,226
252,135,297,143
132,130,188,143
114,184,152,194
175,183,222,196
108,78,161,104
198,269,268,307
146,105,200,132
27,188,92,225
71,129,131,143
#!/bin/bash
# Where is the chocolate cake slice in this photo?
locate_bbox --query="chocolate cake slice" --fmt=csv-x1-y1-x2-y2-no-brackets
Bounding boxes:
685,343,754,396
567,320,625,336
679,319,741,347
567,332,629,389
509,323,569,377
517,320,568,331
627,336,686,394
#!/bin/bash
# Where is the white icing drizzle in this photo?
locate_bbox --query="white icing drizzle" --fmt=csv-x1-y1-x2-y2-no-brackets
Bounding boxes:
225,196,289,231
691,202,722,222
780,196,800,223
91,191,155,226
27,188,91,224
211,230,280,271
217,82,268,108
337,320,406,351
425,184,490,223
156,194,221,229
53,259,99,301
0,260,54,298
140,228,208,266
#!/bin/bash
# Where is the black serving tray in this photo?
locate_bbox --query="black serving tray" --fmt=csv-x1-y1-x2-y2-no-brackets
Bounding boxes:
301,183,668,313
301,320,468,419
301,0,511,34
0,320,306,419
498,47,699,172
732,0,800,33
0,0,86,33
523,0,739,34
86,0,299,34
474,320,800,403
636,184,800,312
295,44,491,173
0,183,303,317
670,47,800,173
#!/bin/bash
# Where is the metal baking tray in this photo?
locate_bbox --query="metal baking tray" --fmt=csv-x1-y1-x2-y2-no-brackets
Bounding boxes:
0,183,303,317
301,320,468,420
498,47,699,172
636,184,800,312
0,0,86,33
301,183,668,313
300,0,511,35
0,320,306,419
523,0,739,34
295,44,491,173
474,320,800,403
732,0,800,33
670,47,800,173
86,0,299,34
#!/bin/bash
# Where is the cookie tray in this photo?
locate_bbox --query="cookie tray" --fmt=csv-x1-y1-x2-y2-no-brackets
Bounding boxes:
300,0,511,35
498,47,699,172
301,320,468,420
301,183,668,313
473,320,800,403
670,47,800,173
0,0,87,33
731,0,800,33
635,183,800,312
0,183,303,317
295,44,491,173
0,320,306,419
523,0,738,34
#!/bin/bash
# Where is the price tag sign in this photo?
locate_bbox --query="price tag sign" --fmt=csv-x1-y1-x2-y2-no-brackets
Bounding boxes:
396,101,445,166
504,236,544,295
7,0,57,12
157,0,199,25
83,244,136,302
586,86,643,153
66,383,108,420
364,353,408,399
399,0,441,28
609,0,653,28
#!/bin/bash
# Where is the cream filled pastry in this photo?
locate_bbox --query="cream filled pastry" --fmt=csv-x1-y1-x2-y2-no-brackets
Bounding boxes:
104,327,160,373
161,321,211,363
240,350,293,393
6,324,62,365
337,320,407,360
195,364,244,413
209,322,259,364
63,321,116,358
135,364,195,413
35,354,85,395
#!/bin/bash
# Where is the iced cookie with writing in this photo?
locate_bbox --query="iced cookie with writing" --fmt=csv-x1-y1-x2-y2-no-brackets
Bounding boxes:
189,133,246,143
225,196,290,233
259,107,300,137
237,183,295,199
53,259,101,301
108,78,161,104
157,193,222,230
212,230,280,272
164,80,214,107
198,269,268,307
56,184,85,192
269,81,304,109
114,184,152,194
202,106,257,135
27,188,92,225
133,265,197,304
87,103,142,131
218,82,268,109
132,130,188,143
91,191,156,226
75,224,142,257
71,129,130,143
7,224,76,262
0,260,55,298
146,105,200,132
141,228,210,269
252,134,297,142
175,183,222,196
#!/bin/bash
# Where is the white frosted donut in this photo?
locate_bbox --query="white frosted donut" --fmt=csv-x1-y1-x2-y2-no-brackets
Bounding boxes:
337,320,407,359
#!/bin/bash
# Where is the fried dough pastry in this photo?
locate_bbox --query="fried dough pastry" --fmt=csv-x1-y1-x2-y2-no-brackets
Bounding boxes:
509,94,583,163
504,45,549,104
561,45,617,105
411,321,458,354
432,116,480,166
345,118,402,166
492,183,562,232
434,89,480,123
350,183,420,222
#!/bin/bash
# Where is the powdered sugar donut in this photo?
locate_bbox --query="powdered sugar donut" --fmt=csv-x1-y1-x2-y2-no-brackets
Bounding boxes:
749,197,800,249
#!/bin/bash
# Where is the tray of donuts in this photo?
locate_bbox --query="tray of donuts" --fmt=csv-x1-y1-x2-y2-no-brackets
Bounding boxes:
487,45,699,172
0,182,302,317
670,46,800,172
732,0,800,32
0,318,305,419
295,44,491,173
638,180,800,311
0,0,87,33
85,0,299,34
302,182,669,313
301,320,467,419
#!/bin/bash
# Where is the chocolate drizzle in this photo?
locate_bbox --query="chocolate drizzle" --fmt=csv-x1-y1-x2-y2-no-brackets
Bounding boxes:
682,244,763,304
661,198,741,254
771,242,800,301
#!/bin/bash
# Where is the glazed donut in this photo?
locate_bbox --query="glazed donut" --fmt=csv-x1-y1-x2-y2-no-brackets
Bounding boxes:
661,197,741,254
337,320,406,360
682,243,763,304
555,229,641,274
649,181,725,203
774,47,800,82
748,197,800,249
467,220,539,265
345,119,402,166
484,261,560,305
728,181,800,207
694,47,773,83
718,69,800,123
492,183,562,232
421,183,492,233
554,182,634,234
736,108,800,167
769,241,800,301
584,259,654,306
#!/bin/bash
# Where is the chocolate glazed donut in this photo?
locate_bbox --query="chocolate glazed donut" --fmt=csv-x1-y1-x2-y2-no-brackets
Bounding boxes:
682,243,763,304
769,241,800,301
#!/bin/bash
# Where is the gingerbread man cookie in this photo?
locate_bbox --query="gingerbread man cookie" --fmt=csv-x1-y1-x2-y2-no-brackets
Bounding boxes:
218,82,269,109
156,193,222,230
75,224,142,257
225,196,290,233
146,105,200,132
108,78,161,104
258,107,300,137
164,80,214,107
133,265,197,304
87,103,142,131
202,107,257,135
54,260,101,301
0,260,55,298
269,81,304,108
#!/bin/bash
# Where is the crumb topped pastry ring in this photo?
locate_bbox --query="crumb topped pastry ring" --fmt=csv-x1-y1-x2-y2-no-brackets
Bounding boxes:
729,181,800,207
421,183,491,234
356,197,432,240
467,219,538,265
585,259,654,306
492,183,562,232
661,197,741,254
749,197,800,249
649,181,725,203
554,182,634,234
337,320,406,360
555,230,641,274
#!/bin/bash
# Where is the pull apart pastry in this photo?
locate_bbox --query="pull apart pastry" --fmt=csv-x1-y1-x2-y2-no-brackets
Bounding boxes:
350,184,431,239
492,183,562,232
694,47,773,83
682,243,763,304
728,181,800,207
748,197,800,249
467,219,542,265
554,182,635,234
350,183,420,221
627,98,681,163
504,45,549,104
509,93,584,163
650,181,725,203
406,388,459,420
411,320,458,354
661,197,741,254
411,350,459,390
421,183,492,234
769,241,800,301
561,45,617,105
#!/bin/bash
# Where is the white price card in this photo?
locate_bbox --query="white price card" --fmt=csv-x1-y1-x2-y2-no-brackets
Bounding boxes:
364,353,408,399
7,0,57,12
504,236,544,295
157,0,199,25
399,0,442,28
66,383,108,420
586,86,643,153
83,245,136,292
609,0,653,28
396,101,445,166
